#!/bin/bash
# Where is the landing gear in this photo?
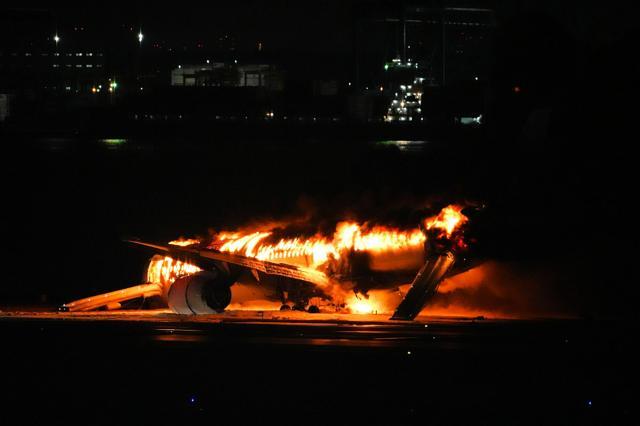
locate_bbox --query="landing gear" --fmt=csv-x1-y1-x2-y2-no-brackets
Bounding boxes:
292,303,307,311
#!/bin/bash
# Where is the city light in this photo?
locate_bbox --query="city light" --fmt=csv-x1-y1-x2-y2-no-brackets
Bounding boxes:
138,31,144,44
54,34,60,44
385,77,424,123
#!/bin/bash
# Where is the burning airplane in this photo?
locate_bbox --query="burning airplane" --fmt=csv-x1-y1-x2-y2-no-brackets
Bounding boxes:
62,205,478,320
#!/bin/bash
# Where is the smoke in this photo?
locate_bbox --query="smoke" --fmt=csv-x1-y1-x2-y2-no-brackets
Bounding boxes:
302,259,579,319
172,196,585,319
425,261,579,319
204,194,474,242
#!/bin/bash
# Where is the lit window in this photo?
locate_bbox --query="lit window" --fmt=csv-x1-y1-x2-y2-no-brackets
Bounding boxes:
245,72,261,87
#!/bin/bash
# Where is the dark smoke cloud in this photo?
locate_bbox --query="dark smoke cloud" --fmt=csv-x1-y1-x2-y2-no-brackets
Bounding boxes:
428,261,582,319
203,193,476,242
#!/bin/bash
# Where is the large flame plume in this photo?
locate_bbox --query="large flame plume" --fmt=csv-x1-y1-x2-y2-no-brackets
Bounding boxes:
212,224,427,268
147,256,201,287
163,205,469,314
170,204,467,268
424,205,468,238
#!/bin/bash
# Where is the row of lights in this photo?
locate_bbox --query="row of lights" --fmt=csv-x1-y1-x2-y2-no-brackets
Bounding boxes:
90,80,118,94
53,30,144,46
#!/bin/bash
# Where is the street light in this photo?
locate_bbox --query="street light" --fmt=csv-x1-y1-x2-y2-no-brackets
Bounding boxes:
54,34,60,45
138,30,144,44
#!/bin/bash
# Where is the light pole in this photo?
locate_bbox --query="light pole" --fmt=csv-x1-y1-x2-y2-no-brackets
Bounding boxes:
135,28,144,87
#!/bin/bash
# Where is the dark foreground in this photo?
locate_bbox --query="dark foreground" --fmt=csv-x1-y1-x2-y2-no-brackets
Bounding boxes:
1,312,638,425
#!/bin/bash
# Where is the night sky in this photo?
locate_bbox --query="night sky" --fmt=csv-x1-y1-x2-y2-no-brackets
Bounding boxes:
6,1,638,53
6,1,355,53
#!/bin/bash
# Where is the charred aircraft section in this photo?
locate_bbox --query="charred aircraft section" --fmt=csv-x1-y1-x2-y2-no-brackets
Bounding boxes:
62,205,479,319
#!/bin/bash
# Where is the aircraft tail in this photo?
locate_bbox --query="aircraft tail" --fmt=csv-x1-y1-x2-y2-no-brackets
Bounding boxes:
391,252,455,320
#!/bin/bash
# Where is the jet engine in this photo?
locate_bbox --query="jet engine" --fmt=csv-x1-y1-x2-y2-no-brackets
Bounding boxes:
167,269,234,314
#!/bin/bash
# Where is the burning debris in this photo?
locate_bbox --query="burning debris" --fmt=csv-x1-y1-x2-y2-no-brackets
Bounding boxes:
63,205,475,320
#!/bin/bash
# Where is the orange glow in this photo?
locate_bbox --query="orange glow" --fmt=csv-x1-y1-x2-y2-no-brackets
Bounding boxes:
169,238,201,247
346,294,380,314
334,222,426,253
219,232,272,258
163,205,470,315
227,301,282,311
253,236,338,267
424,205,468,238
210,222,430,268
418,306,506,319
185,205,468,269
147,256,201,287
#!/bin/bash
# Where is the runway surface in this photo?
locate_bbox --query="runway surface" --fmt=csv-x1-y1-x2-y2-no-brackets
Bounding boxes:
1,309,638,425
0,309,579,349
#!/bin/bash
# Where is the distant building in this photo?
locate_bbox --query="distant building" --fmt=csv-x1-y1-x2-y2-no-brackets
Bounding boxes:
353,1,495,122
238,64,284,91
0,49,107,94
313,80,339,96
355,1,496,88
436,6,496,85
171,63,226,86
0,10,116,96
171,63,283,91
0,94,10,122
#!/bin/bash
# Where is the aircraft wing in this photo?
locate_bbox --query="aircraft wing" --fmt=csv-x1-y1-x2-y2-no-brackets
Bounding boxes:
125,239,331,288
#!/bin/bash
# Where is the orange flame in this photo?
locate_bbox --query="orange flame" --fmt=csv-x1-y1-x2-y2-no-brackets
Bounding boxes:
207,205,466,267
169,239,201,247
147,256,201,287
212,224,427,268
160,205,469,314
424,205,468,238
346,293,381,314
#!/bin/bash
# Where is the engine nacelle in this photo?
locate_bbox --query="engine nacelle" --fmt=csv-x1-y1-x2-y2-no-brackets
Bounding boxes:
167,270,233,314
